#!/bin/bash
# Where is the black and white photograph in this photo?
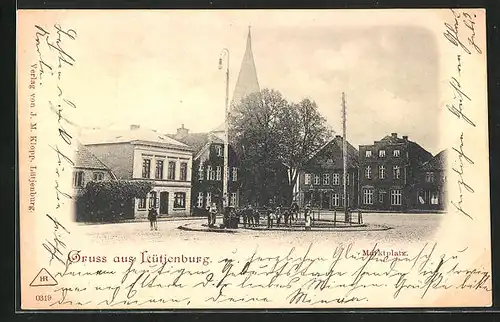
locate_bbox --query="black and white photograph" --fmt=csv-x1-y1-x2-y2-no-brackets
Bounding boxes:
17,9,491,309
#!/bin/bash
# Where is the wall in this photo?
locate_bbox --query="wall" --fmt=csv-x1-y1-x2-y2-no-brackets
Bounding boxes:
72,167,114,197
191,142,240,212
132,143,193,217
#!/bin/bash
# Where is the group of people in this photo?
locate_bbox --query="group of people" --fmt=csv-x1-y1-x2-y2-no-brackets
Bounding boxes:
149,201,312,231
240,202,303,229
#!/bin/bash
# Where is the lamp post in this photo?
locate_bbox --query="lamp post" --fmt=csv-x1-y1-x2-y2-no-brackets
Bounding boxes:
219,48,230,209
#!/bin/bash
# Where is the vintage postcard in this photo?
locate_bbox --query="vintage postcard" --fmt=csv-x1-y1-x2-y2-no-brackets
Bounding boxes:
17,9,490,309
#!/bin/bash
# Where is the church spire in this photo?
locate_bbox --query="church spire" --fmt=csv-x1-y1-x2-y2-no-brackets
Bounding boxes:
230,26,260,108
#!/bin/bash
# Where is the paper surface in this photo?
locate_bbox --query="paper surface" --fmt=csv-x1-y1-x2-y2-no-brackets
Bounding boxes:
17,9,491,309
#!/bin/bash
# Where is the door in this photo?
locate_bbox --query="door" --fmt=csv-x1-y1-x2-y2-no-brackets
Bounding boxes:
160,191,169,215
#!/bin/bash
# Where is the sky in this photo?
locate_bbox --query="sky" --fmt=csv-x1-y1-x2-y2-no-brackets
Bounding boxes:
54,10,444,155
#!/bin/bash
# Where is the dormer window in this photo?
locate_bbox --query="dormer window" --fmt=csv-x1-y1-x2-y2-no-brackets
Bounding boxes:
393,149,400,157
365,150,372,158
379,150,386,158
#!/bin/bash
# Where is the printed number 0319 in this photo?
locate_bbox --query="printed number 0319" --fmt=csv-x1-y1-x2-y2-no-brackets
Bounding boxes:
35,294,52,301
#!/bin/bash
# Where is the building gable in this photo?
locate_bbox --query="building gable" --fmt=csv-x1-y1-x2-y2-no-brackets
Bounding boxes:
306,136,359,171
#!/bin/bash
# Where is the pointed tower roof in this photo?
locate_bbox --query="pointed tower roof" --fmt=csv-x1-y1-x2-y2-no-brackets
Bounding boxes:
231,26,261,108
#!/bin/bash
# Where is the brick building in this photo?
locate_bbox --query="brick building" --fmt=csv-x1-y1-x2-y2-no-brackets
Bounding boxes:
358,133,432,211
297,135,359,210
173,124,240,215
81,125,194,218
410,149,447,211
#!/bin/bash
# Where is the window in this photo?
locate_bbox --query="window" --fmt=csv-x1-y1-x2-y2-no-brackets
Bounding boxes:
216,166,222,181
341,194,350,207
206,165,212,180
393,165,401,179
215,145,222,157
314,174,320,185
365,166,372,179
198,163,204,180
197,192,204,208
168,161,176,180
418,190,433,205
206,192,212,207
345,173,349,185
365,150,372,158
174,192,186,209
149,191,157,208
180,162,188,181
232,167,238,182
73,171,85,187
138,197,147,209
363,188,373,205
425,172,435,183
390,189,402,205
323,174,330,185
304,173,311,185
230,192,237,207
142,159,151,179
379,165,386,179
378,191,384,203
379,150,386,158
332,173,340,185
93,172,104,181
393,149,400,157
155,160,164,179
431,191,439,205
332,194,339,206
210,167,215,180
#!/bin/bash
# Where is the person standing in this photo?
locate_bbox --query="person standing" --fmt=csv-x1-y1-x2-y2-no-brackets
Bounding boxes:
148,206,158,231
254,206,260,227
304,203,311,231
248,204,254,227
206,204,211,227
209,202,218,227
242,205,248,228
290,201,299,222
266,206,272,229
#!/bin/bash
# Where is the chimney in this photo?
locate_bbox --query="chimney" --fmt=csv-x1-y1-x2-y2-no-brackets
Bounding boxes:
391,132,397,138
130,124,140,130
176,124,189,140
403,135,408,140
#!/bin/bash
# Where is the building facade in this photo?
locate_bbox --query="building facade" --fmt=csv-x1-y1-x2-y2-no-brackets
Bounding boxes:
173,125,240,215
410,150,447,211
358,133,432,211
73,142,115,197
297,135,359,210
81,125,194,218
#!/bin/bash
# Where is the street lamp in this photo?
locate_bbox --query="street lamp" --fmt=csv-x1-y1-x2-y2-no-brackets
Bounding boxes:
219,48,230,209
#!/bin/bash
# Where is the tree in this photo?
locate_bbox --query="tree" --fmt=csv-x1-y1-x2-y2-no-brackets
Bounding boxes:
277,98,333,202
75,180,153,222
230,89,332,206
230,89,287,206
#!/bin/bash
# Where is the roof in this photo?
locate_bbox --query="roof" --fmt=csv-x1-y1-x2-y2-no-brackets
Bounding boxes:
75,143,112,171
80,127,192,150
378,135,408,145
231,27,260,108
174,132,210,153
420,150,447,171
307,136,359,170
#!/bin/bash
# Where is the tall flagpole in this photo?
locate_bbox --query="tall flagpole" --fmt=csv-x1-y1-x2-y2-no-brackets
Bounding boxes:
342,92,348,222
219,48,230,209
